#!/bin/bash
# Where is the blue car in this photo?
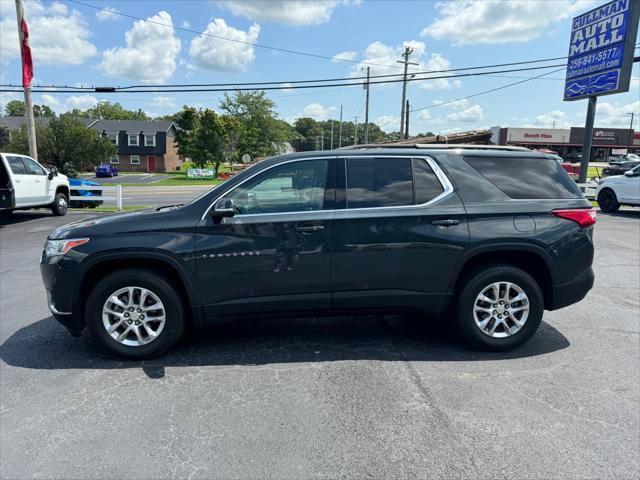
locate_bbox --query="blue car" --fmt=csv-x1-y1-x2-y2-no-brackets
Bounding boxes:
95,164,118,178
69,178,103,208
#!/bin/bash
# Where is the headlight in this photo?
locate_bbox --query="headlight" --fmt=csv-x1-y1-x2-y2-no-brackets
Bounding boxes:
44,238,89,257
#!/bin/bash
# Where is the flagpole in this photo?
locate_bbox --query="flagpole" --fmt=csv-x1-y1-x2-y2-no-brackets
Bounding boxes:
15,0,37,160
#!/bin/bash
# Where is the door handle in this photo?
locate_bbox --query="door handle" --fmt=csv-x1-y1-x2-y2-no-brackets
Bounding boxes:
296,224,325,233
15,179,20,183
432,219,460,226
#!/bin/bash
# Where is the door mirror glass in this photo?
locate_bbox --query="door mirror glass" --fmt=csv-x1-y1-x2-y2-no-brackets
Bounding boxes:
212,197,236,217
48,166,58,180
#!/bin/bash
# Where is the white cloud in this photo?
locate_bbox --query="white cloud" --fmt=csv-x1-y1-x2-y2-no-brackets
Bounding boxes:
300,103,337,121
96,7,119,21
596,100,640,127
348,40,459,91
182,20,191,28
39,94,61,108
422,0,594,45
189,19,260,72
417,110,431,121
280,83,294,92
99,11,181,84
374,115,398,133
445,104,484,123
0,92,20,112
65,95,98,110
218,0,358,26
0,0,97,65
332,51,358,63
149,96,177,109
531,110,571,128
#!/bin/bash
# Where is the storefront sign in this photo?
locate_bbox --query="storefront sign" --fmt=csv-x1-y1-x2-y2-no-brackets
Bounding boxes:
569,127,634,145
504,128,570,144
564,0,640,100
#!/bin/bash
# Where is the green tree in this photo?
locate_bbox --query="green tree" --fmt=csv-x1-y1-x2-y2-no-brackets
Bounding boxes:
172,106,200,160
190,110,241,174
84,101,149,120
219,91,288,159
0,126,10,149
33,104,55,117
4,100,26,116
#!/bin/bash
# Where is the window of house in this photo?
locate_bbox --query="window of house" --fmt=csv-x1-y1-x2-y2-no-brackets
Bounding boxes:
130,155,140,165
128,134,139,146
227,160,328,215
144,134,156,147
110,155,119,164
107,133,118,145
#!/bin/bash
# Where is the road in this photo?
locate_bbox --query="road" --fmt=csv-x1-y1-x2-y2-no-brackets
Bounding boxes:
0,210,638,479
78,173,172,184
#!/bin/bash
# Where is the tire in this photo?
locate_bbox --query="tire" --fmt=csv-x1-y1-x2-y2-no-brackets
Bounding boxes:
597,188,620,213
0,209,12,217
85,269,185,359
51,192,68,216
456,265,544,351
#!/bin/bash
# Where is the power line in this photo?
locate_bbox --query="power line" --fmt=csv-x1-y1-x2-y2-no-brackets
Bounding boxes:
0,63,567,93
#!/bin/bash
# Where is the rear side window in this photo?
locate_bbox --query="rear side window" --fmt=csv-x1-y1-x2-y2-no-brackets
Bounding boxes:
413,158,444,204
7,157,27,175
346,157,413,208
464,156,583,199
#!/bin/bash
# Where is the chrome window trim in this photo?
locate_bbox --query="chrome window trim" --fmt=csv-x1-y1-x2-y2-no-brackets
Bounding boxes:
201,154,453,221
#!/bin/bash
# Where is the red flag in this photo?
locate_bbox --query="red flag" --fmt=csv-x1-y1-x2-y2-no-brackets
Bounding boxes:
20,19,33,88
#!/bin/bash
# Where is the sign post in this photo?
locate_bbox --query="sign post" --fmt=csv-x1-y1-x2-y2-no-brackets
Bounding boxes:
563,0,640,184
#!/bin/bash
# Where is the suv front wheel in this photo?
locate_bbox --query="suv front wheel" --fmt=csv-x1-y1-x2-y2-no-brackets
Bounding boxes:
86,269,185,359
456,265,543,351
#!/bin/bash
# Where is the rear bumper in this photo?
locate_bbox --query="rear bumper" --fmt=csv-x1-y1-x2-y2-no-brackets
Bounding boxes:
549,267,594,310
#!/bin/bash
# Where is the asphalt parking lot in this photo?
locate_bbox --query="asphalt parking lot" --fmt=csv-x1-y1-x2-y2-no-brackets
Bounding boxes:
1,209,638,479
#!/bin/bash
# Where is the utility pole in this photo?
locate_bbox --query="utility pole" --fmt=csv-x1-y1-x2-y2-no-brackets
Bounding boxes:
578,96,597,184
354,116,359,145
627,112,635,153
14,0,37,160
330,121,334,150
397,46,418,138
364,66,370,144
338,105,343,148
404,100,410,140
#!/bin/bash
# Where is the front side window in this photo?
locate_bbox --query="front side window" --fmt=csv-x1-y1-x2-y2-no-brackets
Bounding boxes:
130,155,140,165
346,157,414,208
227,160,328,215
23,158,47,175
7,156,27,175
128,134,139,146
144,134,156,147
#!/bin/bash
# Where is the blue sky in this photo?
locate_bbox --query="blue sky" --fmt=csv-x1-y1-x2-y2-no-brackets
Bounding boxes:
0,0,638,134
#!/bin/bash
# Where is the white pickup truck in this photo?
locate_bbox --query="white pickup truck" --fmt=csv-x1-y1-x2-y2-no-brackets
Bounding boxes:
0,152,70,216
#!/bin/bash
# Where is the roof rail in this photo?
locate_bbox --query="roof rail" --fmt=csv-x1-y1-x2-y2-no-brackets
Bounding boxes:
338,143,532,152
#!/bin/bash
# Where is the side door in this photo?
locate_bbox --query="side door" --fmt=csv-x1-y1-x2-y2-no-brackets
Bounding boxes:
5,156,34,206
195,157,335,317
331,156,469,312
22,157,50,204
619,166,640,203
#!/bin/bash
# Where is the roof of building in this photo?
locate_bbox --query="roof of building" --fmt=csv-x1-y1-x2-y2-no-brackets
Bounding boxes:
90,119,175,133
382,129,494,145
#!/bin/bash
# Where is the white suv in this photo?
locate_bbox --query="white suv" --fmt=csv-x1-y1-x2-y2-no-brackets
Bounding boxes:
0,153,70,216
596,164,640,213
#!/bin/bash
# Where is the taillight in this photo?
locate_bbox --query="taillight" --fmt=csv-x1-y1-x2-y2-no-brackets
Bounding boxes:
552,208,596,228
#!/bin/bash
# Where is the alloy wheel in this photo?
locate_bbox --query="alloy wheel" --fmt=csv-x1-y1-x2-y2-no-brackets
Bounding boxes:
102,286,166,346
473,281,530,338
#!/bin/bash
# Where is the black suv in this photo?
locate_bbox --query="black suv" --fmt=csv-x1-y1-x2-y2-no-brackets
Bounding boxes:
41,145,595,358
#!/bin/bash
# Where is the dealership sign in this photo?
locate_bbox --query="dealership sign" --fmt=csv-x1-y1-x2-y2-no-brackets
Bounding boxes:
564,0,640,100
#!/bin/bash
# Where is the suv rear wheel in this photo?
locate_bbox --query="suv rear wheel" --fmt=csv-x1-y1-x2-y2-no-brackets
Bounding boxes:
456,265,543,351
597,188,620,213
85,269,185,359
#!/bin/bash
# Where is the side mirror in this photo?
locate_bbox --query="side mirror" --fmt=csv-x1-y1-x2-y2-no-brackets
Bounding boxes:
48,166,58,180
624,170,636,177
212,197,235,217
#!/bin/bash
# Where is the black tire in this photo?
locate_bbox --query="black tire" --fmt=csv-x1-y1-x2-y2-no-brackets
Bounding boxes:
597,188,620,213
85,269,185,359
51,192,68,216
456,265,544,351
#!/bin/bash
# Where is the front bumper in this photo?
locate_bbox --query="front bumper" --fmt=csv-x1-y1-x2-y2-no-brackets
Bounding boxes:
40,256,84,335
549,266,595,310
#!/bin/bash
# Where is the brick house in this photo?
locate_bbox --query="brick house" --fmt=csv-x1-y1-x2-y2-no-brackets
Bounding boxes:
91,119,182,172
